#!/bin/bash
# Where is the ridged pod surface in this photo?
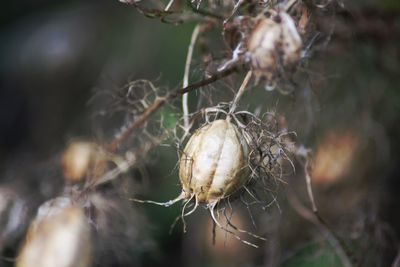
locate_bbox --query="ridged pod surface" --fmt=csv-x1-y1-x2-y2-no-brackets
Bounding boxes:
179,119,249,204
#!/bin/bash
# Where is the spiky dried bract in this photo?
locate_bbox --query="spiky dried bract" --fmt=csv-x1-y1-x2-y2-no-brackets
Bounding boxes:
244,113,296,189
179,119,249,204
17,202,91,267
86,193,153,266
247,12,302,83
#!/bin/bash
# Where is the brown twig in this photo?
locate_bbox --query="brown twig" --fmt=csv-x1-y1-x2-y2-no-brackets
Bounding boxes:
106,65,238,152
88,132,169,189
229,70,252,114
186,0,225,20
287,187,353,267
293,149,354,267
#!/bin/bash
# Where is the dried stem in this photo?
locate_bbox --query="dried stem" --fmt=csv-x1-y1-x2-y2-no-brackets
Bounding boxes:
224,0,244,24
85,133,169,190
209,202,259,248
293,150,354,266
287,188,353,267
186,0,224,20
304,156,317,212
182,24,201,131
107,65,238,151
164,0,175,11
130,192,185,207
229,70,252,114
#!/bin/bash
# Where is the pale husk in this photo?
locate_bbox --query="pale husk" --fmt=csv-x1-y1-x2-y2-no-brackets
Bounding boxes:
179,119,249,203
17,200,91,267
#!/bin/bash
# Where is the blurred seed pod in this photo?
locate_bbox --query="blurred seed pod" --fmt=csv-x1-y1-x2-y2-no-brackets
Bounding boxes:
0,187,28,252
312,131,360,185
16,198,91,267
246,11,302,85
61,141,107,183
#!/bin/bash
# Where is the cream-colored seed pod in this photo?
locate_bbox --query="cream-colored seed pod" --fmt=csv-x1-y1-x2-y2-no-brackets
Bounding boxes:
62,141,107,183
247,12,302,81
62,141,96,182
179,119,249,204
0,188,27,252
17,204,91,267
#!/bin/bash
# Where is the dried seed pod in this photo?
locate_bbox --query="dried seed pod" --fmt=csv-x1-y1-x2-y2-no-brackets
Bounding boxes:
312,131,359,185
246,12,302,83
17,201,91,267
62,141,106,183
0,188,27,252
133,117,270,247
179,119,249,204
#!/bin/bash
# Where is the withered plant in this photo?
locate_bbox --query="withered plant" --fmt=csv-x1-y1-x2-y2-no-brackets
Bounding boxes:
2,0,398,267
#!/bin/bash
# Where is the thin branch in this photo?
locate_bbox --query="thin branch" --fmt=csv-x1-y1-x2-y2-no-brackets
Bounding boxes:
186,0,225,20
84,132,169,190
128,2,174,19
287,188,353,267
107,65,238,151
130,192,185,207
209,202,259,248
292,148,354,266
304,154,318,212
182,24,201,131
229,70,252,114
164,0,175,11
224,0,244,24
